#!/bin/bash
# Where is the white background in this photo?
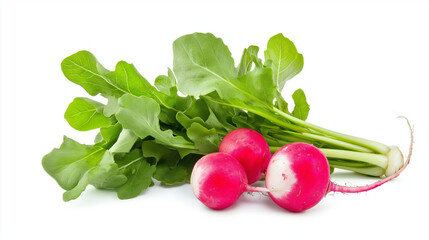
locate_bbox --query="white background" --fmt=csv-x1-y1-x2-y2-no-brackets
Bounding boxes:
1,0,428,239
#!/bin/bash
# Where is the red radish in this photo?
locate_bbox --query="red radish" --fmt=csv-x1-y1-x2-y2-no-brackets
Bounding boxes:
219,128,271,184
266,142,331,212
266,120,413,212
190,152,268,210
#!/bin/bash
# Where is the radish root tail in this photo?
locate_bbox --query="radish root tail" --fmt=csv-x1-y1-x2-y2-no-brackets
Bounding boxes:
328,116,414,194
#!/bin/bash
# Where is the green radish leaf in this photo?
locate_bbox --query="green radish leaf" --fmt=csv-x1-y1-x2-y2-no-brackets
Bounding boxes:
173,33,277,131
109,129,138,153
61,51,115,96
153,160,187,185
62,51,152,98
103,95,120,117
61,172,91,201
177,97,231,135
230,67,276,106
186,123,220,154
274,90,290,114
155,75,174,96
141,141,181,165
291,88,310,121
62,51,184,112
153,153,201,184
231,114,255,129
203,93,274,130
109,62,191,113
94,123,122,149
115,149,156,199
237,45,262,77
183,98,210,121
117,158,154,199
173,33,276,109
89,151,127,189
42,137,125,201
155,68,177,96
116,94,195,150
203,98,236,132
159,107,181,126
64,97,112,131
264,33,304,91
91,168,128,190
176,112,207,129
115,149,143,169
104,61,159,97
42,136,106,191
173,33,236,97
141,141,186,185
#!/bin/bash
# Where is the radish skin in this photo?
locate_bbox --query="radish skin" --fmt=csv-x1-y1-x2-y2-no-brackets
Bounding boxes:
190,152,268,210
219,128,271,184
266,143,331,212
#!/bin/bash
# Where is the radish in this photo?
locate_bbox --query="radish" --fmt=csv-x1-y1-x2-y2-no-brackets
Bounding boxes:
266,120,413,212
219,128,271,184
190,152,268,210
266,142,331,212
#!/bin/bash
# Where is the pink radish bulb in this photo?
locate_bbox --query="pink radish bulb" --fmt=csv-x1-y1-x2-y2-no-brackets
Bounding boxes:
190,152,268,210
219,128,271,184
266,140,412,212
266,142,331,212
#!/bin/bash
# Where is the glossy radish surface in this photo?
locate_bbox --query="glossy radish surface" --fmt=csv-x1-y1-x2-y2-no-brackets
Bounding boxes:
219,128,271,184
190,152,269,210
266,142,330,212
190,152,247,210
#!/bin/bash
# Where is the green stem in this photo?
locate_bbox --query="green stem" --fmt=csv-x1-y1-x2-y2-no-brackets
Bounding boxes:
327,159,373,168
301,132,373,153
329,165,385,176
272,107,390,154
174,143,198,150
118,156,143,170
265,137,287,147
272,133,309,144
320,148,388,169
202,96,308,133
269,146,388,170
253,110,308,133
216,129,229,136
277,130,373,152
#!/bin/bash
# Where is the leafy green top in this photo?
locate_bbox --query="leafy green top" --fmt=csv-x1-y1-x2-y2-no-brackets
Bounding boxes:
43,32,313,201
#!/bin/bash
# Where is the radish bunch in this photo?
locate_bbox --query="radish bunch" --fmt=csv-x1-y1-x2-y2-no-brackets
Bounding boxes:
190,127,412,212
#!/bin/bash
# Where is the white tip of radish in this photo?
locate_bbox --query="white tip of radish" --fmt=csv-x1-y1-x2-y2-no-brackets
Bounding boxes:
265,152,297,199
190,161,206,198
384,145,404,177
